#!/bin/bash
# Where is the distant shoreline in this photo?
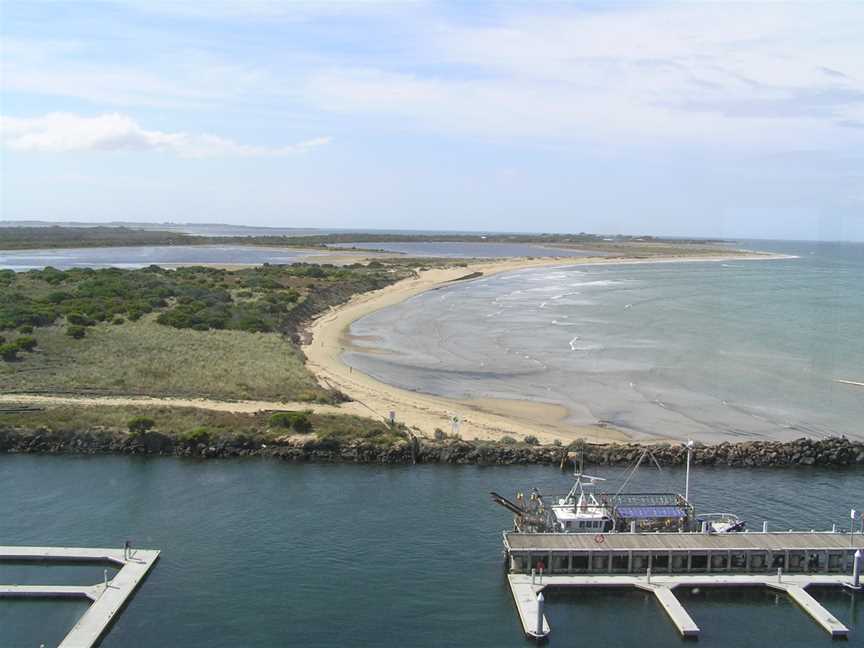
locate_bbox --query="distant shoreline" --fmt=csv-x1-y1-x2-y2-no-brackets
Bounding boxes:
302,251,795,445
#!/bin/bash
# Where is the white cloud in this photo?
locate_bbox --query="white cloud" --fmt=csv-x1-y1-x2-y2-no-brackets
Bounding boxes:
0,113,331,158
304,4,864,150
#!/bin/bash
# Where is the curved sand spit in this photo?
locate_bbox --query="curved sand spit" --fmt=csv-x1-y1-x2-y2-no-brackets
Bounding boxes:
303,253,793,444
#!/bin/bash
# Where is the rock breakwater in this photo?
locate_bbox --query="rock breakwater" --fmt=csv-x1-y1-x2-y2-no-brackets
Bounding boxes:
1,428,862,468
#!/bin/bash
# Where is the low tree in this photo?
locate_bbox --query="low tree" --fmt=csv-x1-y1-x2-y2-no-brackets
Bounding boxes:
269,411,313,433
66,325,86,339
128,416,155,435
14,336,37,352
0,344,19,362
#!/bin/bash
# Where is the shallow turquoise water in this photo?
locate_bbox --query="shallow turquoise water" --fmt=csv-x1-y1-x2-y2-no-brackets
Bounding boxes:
346,241,864,442
1,456,862,646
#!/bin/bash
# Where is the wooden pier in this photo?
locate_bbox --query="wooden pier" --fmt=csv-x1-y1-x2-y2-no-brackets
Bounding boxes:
504,531,864,641
0,546,160,648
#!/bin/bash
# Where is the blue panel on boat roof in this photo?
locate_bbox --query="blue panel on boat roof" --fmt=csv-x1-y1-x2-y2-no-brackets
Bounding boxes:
617,506,686,519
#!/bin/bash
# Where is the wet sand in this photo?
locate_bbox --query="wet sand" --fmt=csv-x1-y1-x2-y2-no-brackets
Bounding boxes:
303,252,792,443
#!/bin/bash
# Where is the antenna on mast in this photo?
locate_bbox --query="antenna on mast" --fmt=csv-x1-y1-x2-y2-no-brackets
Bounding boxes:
684,439,694,502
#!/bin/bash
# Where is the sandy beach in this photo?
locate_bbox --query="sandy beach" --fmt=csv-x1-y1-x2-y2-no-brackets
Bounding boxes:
302,252,793,444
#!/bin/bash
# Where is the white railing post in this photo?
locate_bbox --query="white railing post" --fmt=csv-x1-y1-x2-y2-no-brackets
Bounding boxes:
536,592,545,636
853,550,862,590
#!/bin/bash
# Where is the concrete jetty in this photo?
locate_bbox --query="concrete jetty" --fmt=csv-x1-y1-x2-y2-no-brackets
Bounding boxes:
504,531,864,641
508,573,855,640
0,546,159,648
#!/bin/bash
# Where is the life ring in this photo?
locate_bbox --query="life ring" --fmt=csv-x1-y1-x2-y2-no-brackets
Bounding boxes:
594,533,605,544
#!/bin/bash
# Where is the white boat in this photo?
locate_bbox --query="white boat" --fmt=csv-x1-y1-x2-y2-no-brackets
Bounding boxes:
491,441,745,534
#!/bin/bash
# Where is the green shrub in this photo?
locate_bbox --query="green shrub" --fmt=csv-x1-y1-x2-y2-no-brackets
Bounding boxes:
0,335,5,345
500,435,518,444
18,324,34,334
14,336,37,351
66,312,94,326
180,427,210,444
269,410,313,433
128,416,155,435
66,325,86,339
524,435,540,445
0,344,20,362
112,316,125,325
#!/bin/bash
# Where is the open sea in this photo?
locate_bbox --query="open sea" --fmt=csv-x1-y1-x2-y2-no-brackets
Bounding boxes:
345,241,864,443
1,457,862,647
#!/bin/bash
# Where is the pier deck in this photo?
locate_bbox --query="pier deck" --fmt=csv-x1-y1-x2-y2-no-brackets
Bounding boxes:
0,546,159,648
504,531,864,641
507,572,856,640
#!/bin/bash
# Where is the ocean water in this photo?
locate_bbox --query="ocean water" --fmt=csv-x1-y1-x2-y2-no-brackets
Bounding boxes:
345,241,864,442
328,241,610,258
0,245,320,271
1,456,862,647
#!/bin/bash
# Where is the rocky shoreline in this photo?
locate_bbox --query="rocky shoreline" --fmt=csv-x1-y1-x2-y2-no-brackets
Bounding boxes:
1,428,863,468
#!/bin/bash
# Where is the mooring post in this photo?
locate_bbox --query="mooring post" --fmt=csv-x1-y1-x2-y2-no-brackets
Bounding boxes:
833,524,837,533
647,566,652,584
103,568,108,590
853,550,862,590
531,568,536,585
763,521,768,533
536,592,545,637
777,567,783,583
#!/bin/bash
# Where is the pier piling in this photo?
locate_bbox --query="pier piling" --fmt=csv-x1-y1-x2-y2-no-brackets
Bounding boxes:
851,549,862,590
536,592,544,637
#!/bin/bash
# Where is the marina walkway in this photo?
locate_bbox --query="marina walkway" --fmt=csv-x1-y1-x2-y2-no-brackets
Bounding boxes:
508,573,857,640
0,546,160,648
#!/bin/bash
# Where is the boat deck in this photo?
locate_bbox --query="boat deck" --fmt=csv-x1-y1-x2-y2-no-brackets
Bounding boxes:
505,531,864,552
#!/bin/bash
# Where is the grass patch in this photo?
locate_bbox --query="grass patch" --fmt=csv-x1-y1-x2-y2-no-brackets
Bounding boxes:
0,317,329,401
0,403,405,447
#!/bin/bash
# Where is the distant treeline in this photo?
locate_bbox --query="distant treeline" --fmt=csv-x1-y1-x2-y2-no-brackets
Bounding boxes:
0,226,195,249
0,225,726,251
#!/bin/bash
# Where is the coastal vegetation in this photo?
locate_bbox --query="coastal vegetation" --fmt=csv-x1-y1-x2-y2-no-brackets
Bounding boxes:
1,401,862,468
0,261,416,401
0,402,406,451
1,224,738,257
0,225,193,249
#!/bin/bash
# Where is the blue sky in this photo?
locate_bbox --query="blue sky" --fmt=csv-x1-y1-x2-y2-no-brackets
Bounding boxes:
1,1,863,240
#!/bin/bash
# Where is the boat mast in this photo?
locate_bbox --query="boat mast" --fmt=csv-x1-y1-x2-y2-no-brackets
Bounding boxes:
684,439,694,502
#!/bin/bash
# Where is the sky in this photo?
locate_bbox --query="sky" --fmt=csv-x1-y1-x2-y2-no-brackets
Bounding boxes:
1,1,863,240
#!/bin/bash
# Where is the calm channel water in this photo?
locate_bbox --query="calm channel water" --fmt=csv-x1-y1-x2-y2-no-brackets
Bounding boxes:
1,456,862,647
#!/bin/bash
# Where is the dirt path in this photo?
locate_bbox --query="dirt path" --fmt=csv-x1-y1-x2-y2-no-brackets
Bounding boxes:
0,393,375,418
